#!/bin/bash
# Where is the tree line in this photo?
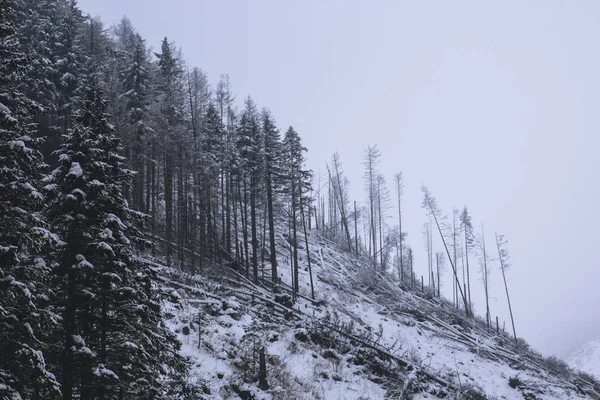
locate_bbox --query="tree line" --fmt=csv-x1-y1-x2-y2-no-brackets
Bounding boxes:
1,0,315,398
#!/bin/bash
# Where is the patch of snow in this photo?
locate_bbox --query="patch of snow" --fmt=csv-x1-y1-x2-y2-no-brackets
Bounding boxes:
569,337,600,379
67,162,83,178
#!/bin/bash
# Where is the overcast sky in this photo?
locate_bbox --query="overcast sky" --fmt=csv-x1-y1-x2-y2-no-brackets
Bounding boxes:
78,0,600,358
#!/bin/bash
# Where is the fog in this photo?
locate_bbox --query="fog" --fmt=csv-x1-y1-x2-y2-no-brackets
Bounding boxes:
78,0,600,358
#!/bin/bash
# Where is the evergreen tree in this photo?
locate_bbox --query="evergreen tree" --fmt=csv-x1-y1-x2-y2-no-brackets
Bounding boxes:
199,102,225,258
235,97,261,279
282,127,312,298
0,1,61,397
154,37,184,267
261,109,282,284
44,73,191,399
121,32,151,212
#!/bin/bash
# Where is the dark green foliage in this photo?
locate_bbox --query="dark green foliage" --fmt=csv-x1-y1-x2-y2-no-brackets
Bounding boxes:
0,0,61,397
44,74,193,399
3,0,317,397
509,375,522,388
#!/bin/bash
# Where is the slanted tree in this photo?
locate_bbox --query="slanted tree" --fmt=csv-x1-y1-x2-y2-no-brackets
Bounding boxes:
329,152,352,251
44,73,192,399
421,186,471,316
0,1,61,396
495,232,517,343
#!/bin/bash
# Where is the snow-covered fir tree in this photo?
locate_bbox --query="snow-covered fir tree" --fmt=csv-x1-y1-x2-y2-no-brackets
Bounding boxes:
44,73,193,399
0,0,61,397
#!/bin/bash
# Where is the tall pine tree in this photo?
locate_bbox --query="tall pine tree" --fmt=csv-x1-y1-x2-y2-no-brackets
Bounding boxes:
44,73,192,399
0,0,61,397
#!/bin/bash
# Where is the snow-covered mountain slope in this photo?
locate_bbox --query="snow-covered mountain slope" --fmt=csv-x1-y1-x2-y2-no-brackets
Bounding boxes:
151,231,600,399
570,338,600,380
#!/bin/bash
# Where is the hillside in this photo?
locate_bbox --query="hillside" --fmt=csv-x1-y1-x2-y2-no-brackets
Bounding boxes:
570,339,600,381
3,1,599,399
153,230,600,400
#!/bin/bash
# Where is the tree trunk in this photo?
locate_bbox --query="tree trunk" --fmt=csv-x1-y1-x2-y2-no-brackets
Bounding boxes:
258,347,269,390
481,226,491,327
299,182,315,300
464,229,472,313
496,232,518,344
291,173,299,298
165,146,174,267
250,175,259,283
266,172,278,283
428,201,471,316
354,201,359,257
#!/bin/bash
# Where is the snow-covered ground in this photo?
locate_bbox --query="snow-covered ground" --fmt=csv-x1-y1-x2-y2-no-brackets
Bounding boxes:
569,337,600,380
154,230,599,399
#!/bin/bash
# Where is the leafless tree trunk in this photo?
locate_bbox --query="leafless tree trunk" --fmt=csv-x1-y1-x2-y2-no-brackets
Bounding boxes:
422,186,471,316
495,232,517,344
395,173,404,281
481,224,491,328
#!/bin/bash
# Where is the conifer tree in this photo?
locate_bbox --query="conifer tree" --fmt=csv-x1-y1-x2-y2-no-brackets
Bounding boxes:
261,109,282,284
44,73,191,399
236,97,262,280
0,1,61,397
154,37,183,267
282,126,311,298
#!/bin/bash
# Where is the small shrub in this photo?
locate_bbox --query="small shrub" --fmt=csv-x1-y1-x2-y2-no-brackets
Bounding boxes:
514,337,531,353
544,356,571,378
182,325,190,336
287,340,299,354
508,375,521,389
322,349,339,361
274,294,293,308
294,328,309,343
576,370,600,388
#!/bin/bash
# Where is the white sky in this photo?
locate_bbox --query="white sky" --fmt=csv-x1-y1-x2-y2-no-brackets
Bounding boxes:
78,0,600,357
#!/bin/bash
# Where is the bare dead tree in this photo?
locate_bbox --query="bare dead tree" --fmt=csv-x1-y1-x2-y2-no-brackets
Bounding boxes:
460,206,475,315
495,232,517,344
395,172,404,281
363,145,381,269
480,224,491,328
421,186,471,316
